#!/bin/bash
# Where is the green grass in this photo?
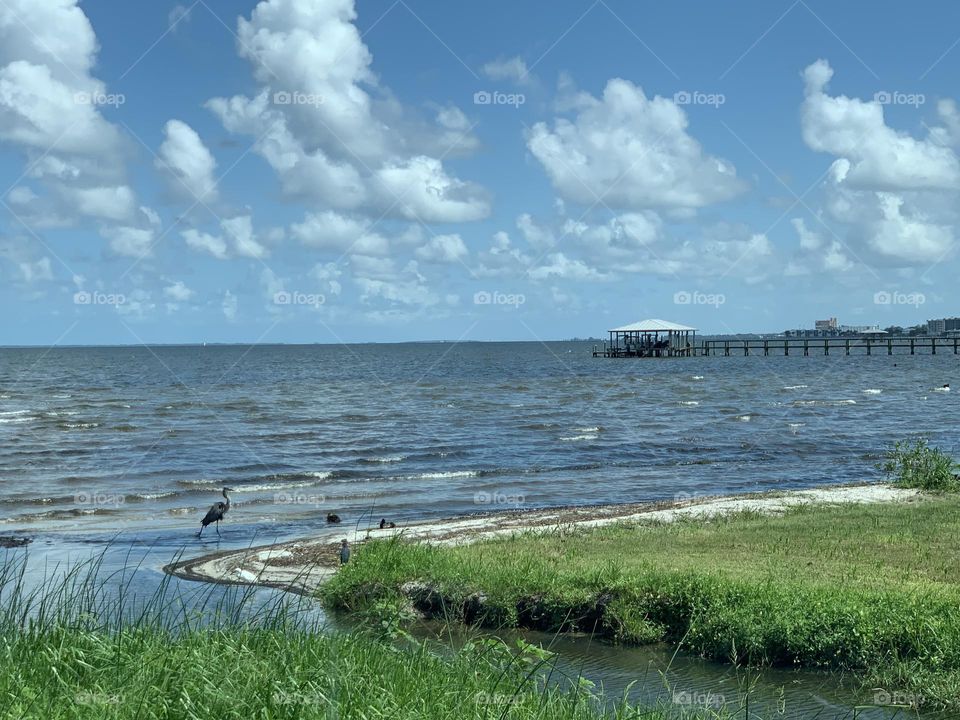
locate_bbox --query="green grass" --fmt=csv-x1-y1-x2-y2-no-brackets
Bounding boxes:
0,552,729,719
321,494,960,710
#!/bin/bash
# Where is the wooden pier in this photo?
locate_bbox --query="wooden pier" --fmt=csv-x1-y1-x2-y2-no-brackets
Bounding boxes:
594,335,960,358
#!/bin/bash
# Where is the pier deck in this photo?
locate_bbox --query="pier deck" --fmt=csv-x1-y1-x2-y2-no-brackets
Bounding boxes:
593,336,960,358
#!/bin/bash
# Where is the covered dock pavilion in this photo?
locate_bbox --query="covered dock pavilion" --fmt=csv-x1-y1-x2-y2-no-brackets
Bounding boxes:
599,319,697,357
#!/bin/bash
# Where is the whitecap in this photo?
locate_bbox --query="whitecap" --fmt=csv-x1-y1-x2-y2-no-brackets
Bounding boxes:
574,426,600,432
365,455,405,464
231,481,319,493
560,434,599,441
782,385,808,390
691,375,705,380
678,401,699,406
735,415,752,422
862,389,882,395
411,470,479,479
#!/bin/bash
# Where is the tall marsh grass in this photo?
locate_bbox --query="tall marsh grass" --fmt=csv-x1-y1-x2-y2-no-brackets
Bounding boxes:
0,548,732,719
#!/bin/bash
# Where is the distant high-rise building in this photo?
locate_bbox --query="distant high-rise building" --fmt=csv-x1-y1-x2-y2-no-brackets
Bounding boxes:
815,317,838,331
927,318,960,334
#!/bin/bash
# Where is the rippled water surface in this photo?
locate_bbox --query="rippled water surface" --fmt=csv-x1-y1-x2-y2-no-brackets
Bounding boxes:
2,342,958,536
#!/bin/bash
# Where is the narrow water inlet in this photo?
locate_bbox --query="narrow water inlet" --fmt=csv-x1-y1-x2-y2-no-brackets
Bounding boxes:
411,621,940,720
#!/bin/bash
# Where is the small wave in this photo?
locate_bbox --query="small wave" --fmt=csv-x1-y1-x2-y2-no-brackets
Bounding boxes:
862,389,882,395
410,470,479,480
788,423,805,428
735,415,752,422
574,426,601,432
678,401,699,406
691,375,705,380
230,481,320,493
560,434,598,441
782,385,808,390
131,491,178,500
59,422,100,430
0,417,31,425
360,455,406,464
178,471,333,490
6,507,121,523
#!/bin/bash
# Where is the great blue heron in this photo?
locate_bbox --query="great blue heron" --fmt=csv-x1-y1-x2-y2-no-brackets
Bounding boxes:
198,487,233,537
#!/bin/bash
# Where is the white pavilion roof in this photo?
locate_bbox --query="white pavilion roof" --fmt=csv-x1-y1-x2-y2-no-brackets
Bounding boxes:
608,319,698,332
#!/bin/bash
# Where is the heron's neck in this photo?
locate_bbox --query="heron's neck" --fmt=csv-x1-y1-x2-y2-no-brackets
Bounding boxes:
222,489,230,505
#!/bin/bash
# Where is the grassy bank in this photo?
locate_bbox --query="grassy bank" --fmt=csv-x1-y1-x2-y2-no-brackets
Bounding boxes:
0,555,729,719
322,493,960,710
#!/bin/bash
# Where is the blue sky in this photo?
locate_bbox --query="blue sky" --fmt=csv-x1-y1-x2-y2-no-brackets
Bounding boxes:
2,0,959,345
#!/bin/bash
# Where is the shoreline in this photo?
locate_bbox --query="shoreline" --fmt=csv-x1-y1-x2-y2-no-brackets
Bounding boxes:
165,481,918,595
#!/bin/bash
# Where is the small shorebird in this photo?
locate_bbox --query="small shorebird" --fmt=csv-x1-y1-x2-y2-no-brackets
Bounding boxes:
199,487,233,538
